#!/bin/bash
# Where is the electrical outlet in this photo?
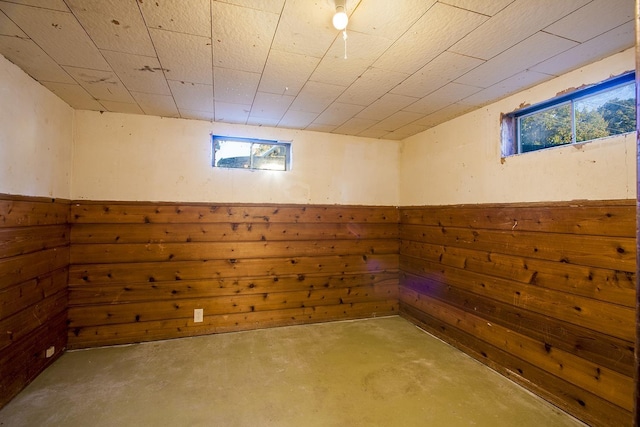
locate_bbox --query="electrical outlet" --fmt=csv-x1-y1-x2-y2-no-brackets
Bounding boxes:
194,308,204,323
45,346,55,358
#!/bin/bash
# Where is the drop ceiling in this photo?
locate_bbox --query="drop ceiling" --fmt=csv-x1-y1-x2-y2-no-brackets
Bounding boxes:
0,0,634,140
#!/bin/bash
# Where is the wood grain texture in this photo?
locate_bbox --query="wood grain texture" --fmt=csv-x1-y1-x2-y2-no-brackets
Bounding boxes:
4,194,634,427
0,194,69,409
399,200,636,427
68,202,400,349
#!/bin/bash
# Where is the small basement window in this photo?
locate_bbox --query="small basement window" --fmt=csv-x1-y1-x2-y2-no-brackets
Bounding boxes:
502,72,636,156
212,135,291,171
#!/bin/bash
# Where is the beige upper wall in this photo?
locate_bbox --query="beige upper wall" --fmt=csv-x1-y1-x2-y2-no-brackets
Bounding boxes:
400,48,636,206
72,111,400,205
2,45,634,207
0,54,73,199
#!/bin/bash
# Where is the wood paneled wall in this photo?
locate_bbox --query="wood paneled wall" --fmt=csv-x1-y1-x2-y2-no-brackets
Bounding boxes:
4,195,635,426
398,200,636,427
0,194,69,408
68,202,400,349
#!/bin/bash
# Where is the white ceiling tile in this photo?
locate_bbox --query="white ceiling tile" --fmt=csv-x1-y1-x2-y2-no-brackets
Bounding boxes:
358,128,389,138
309,56,367,88
2,0,68,11
139,0,211,37
215,102,251,124
278,110,318,129
458,70,553,107
369,111,424,132
348,0,436,40
214,67,260,104
530,21,635,76
0,0,632,139
212,2,278,73
449,0,591,60
391,51,484,98
271,0,337,57
306,123,338,133
356,93,418,121
168,80,213,112
130,91,179,117
382,132,406,141
41,81,104,110
250,92,294,120
439,0,514,16
63,66,134,103
0,10,26,36
66,0,154,56
544,0,633,43
336,67,408,106
404,83,482,115
310,32,393,87
332,117,377,135
0,2,110,70
101,50,171,95
289,81,346,114
313,102,365,126
180,109,214,121
246,116,280,127
412,103,477,127
0,35,74,83
373,3,488,75
340,31,401,60
215,0,285,14
258,49,319,96
389,123,429,137
100,100,144,115
454,32,577,88
149,28,212,84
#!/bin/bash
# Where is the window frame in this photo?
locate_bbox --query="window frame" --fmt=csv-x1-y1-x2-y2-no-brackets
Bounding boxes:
502,71,636,157
211,135,292,171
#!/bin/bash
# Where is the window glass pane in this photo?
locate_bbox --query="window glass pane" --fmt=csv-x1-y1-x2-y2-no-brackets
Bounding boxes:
251,143,286,171
212,136,290,171
575,82,635,142
214,140,252,168
518,102,572,153
504,73,635,156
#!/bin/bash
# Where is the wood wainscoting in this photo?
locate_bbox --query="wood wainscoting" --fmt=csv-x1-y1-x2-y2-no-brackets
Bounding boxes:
68,202,400,349
398,200,636,427
0,194,69,408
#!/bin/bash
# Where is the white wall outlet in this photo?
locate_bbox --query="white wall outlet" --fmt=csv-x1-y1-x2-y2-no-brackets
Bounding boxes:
45,346,55,358
194,308,204,323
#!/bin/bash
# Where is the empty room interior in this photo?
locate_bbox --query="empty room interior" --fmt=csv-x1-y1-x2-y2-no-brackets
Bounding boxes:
0,0,638,426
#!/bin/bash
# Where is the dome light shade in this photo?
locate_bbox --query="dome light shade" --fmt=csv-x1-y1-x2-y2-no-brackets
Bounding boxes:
332,6,348,30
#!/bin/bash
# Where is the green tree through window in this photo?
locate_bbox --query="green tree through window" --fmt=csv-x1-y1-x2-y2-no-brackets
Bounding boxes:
510,73,635,155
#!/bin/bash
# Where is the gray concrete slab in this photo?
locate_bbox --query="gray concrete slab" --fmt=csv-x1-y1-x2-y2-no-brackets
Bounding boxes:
0,317,585,426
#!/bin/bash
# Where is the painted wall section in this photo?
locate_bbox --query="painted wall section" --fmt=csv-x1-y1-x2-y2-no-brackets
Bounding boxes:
400,48,636,206
72,111,400,205
0,54,73,199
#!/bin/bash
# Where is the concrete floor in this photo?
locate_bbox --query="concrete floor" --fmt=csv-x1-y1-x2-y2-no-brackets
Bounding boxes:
0,316,584,427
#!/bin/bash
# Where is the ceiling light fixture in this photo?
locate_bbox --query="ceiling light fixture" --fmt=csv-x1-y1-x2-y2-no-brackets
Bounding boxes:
332,0,349,59
332,0,348,30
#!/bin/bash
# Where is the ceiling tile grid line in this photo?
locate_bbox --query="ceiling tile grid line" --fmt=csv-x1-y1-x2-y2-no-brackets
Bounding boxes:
0,0,634,138
62,0,164,117
133,0,194,120
277,1,488,136
0,1,110,112
243,0,292,126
